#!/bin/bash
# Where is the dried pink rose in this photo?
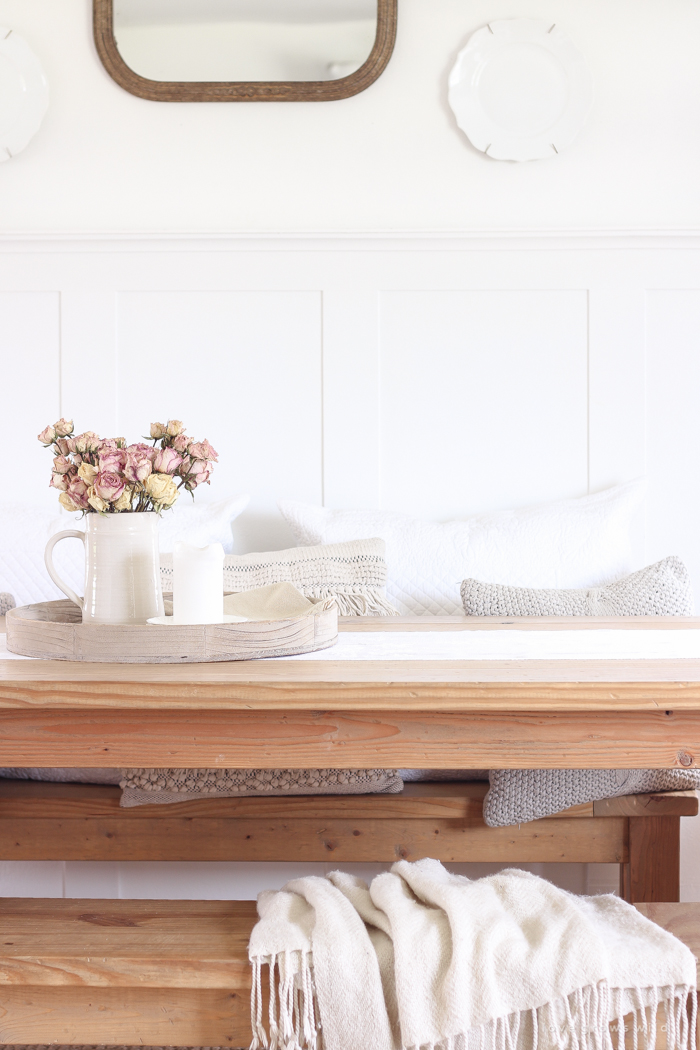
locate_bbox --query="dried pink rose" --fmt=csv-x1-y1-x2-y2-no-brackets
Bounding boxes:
94,471,125,503
67,476,90,510
187,459,214,489
187,440,218,462
38,425,56,445
52,456,72,475
172,433,191,454
124,447,153,483
153,446,183,474
54,418,74,437
73,431,101,454
98,447,127,473
131,442,157,460
150,422,167,439
166,419,185,437
55,437,71,456
50,471,70,491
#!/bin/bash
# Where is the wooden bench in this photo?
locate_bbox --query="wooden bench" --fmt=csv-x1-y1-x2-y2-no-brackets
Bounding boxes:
0,898,697,1047
0,778,697,903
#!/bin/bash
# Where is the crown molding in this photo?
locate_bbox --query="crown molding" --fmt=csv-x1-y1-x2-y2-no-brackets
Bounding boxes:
0,229,699,253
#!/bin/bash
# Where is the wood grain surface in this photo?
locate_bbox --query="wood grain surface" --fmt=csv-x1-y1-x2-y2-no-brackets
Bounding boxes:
343,616,700,631
0,898,697,1047
0,780,632,864
2,619,700,776
5,665,700,709
0,707,697,768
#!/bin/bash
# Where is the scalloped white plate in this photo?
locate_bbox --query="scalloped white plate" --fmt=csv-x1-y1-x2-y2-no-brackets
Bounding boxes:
0,28,48,162
448,19,593,161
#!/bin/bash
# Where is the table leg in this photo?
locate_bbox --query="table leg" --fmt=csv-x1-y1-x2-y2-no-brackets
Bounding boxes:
620,816,681,903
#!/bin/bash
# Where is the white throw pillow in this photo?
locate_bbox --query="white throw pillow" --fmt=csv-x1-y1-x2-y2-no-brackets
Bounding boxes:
279,481,646,615
0,494,249,607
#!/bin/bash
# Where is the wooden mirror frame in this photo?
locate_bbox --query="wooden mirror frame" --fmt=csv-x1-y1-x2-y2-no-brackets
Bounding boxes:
93,0,397,102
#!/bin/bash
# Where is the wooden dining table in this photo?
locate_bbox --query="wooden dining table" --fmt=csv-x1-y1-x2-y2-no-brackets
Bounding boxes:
2,614,700,1046
1,615,700,772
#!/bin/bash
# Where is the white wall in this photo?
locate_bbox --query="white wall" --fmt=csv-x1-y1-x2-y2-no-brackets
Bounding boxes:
2,231,700,904
2,0,700,232
2,0,700,902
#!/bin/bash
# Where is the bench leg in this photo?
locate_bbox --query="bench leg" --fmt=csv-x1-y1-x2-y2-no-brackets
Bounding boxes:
620,816,681,903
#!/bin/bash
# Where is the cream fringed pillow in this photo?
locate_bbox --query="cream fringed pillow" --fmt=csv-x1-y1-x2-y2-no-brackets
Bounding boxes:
120,768,403,807
161,538,398,617
460,556,693,617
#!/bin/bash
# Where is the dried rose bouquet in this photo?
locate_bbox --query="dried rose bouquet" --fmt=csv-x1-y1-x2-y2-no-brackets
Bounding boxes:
38,418,218,514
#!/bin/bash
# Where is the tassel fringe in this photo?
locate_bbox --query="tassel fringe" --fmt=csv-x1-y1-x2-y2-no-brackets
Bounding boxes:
304,587,399,617
250,950,321,1050
250,963,697,1050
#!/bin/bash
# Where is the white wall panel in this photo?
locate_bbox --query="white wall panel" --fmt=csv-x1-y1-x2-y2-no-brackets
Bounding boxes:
378,290,588,518
645,291,700,603
0,291,60,506
1,234,700,905
61,292,118,441
116,290,323,552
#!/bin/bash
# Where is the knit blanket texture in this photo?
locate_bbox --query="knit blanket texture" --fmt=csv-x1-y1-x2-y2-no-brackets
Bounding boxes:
248,860,696,1050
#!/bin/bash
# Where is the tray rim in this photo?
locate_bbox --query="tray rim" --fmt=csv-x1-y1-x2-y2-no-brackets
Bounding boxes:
5,599,338,664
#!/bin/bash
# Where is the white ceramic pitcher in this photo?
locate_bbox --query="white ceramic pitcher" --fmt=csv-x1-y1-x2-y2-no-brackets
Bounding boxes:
44,512,165,624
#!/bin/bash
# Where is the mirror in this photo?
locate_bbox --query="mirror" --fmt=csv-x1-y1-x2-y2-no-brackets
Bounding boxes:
94,0,397,102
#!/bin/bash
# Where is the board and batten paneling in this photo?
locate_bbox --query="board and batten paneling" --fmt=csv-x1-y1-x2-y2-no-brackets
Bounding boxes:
378,290,589,518
117,290,324,552
645,291,700,589
0,231,699,902
0,292,61,499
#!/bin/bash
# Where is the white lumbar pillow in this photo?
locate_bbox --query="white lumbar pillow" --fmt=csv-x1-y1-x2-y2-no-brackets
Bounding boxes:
0,493,250,607
279,481,646,615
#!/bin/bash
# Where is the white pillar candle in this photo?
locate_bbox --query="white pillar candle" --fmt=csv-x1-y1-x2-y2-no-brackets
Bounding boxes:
172,541,224,625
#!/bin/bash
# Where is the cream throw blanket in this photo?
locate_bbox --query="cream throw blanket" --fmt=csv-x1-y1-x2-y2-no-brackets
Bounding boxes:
249,860,696,1050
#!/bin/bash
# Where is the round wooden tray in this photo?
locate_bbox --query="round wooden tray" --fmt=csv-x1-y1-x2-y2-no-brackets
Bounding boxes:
5,599,338,663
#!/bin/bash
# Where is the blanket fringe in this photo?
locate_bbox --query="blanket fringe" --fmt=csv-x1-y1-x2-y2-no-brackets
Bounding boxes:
250,963,697,1050
302,586,399,617
250,950,320,1050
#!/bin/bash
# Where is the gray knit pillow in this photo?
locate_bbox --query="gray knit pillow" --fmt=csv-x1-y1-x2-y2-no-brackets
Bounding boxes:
461,556,693,617
0,593,15,615
469,556,696,826
483,768,700,827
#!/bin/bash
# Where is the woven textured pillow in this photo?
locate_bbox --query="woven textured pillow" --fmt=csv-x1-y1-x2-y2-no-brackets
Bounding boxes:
483,768,700,826
0,593,15,615
161,537,398,617
461,556,693,617
120,767,402,806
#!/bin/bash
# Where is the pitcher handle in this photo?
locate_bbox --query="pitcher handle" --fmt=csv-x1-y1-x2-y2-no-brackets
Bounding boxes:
44,530,85,611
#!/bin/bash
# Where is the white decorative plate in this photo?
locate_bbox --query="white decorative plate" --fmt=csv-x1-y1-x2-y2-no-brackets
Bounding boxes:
448,19,593,161
0,28,48,162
